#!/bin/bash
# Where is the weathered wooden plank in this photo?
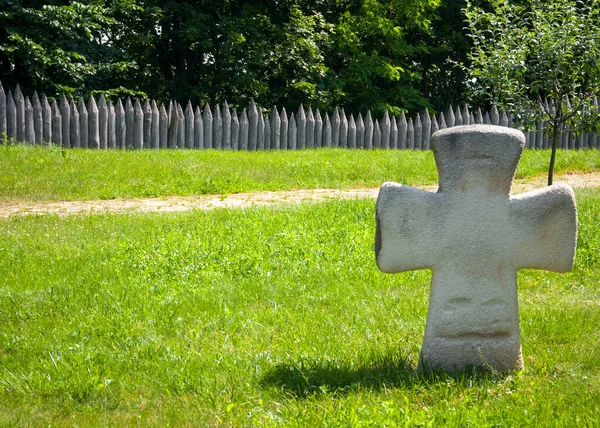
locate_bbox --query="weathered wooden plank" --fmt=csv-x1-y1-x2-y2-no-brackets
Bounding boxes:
108,101,116,149
431,113,439,136
257,110,265,150
203,103,213,149
373,119,381,149
97,95,108,149
462,105,470,125
390,114,398,149
323,113,332,148
398,112,407,149
177,103,185,149
347,114,357,148
167,101,177,149
70,99,80,148
25,98,34,144
158,104,168,150
340,108,348,148
331,108,340,148
490,104,500,125
270,106,281,150
500,111,509,127
356,113,365,149
248,99,258,150
407,117,414,149
438,111,447,131
454,105,463,126
315,109,323,148
42,93,52,144
239,109,249,150
116,99,126,150
288,112,297,150
381,111,391,149
364,111,374,149
296,104,306,149
142,99,151,149
6,90,17,141
194,105,203,149
151,100,159,149
88,95,100,149
422,109,431,150
124,98,134,149
475,108,483,124
280,108,288,150
0,82,5,141
483,111,491,125
445,106,455,128
133,99,143,149
60,95,71,148
51,99,62,146
185,101,195,149
263,113,271,150
214,103,223,149
306,106,315,149
32,92,42,145
230,107,239,150
14,85,25,142
223,102,232,150
414,113,423,150
79,98,89,148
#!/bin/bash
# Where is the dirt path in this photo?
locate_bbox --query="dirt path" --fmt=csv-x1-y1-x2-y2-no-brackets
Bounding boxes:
2,172,600,217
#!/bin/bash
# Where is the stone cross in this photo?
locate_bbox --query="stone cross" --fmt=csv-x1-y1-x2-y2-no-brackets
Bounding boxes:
375,125,577,372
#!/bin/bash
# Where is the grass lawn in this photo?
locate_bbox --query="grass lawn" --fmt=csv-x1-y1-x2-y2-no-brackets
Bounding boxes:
2,145,600,201
1,182,599,425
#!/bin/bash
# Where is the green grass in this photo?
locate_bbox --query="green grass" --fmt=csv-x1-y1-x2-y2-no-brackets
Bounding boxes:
1,190,598,425
2,145,600,201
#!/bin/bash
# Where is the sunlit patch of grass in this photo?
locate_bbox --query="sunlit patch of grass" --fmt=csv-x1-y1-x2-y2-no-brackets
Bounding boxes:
0,191,599,425
2,144,599,202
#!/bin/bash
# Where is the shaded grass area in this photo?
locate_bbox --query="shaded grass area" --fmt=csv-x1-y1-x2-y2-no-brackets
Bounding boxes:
2,145,600,202
0,191,598,425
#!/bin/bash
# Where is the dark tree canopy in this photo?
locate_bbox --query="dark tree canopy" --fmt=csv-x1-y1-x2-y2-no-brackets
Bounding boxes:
2,0,470,115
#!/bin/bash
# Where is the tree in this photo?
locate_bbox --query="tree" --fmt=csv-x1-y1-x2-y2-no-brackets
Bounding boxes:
0,1,141,98
464,0,600,185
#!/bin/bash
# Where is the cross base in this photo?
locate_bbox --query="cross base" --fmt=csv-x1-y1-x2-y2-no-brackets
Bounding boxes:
418,336,524,373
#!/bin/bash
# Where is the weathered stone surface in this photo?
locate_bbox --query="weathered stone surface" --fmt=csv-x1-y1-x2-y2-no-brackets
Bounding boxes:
375,125,577,373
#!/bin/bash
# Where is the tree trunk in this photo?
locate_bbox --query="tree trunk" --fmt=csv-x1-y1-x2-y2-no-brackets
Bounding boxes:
548,122,560,186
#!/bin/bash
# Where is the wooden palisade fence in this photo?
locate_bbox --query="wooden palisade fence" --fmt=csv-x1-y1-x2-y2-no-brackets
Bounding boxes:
0,82,598,151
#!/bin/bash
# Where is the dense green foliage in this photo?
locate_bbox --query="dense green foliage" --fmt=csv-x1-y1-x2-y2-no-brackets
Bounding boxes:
1,192,599,424
1,0,478,115
2,145,600,201
464,0,600,183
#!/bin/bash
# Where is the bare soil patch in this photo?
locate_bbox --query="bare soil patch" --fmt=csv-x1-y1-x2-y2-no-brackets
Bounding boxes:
2,172,599,217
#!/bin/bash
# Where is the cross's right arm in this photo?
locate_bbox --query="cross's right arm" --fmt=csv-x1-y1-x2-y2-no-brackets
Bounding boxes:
375,182,445,273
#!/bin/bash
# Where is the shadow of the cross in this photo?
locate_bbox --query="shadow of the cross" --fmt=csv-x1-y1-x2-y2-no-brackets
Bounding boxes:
260,352,507,398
